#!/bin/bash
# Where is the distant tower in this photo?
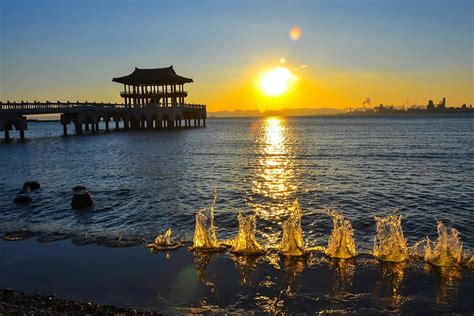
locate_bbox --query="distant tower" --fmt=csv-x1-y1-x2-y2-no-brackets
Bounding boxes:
427,100,435,111
437,97,446,109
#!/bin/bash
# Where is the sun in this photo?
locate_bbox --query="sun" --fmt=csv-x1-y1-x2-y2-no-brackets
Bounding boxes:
259,67,297,97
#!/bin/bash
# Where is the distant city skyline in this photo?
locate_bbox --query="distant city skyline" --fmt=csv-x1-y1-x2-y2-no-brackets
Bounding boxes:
0,0,472,111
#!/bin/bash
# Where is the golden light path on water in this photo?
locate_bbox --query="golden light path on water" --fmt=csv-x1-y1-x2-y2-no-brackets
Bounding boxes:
251,117,298,246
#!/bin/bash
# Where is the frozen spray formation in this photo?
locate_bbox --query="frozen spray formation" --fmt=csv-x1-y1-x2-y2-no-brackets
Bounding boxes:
192,192,219,250
373,213,409,262
325,210,357,259
184,193,473,271
231,213,264,255
146,228,181,251
421,221,462,267
279,200,305,256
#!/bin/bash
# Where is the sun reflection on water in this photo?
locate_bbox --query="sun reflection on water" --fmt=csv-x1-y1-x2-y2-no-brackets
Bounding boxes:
251,117,298,246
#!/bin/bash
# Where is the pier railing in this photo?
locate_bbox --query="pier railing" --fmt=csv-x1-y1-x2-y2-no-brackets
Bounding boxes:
0,101,205,113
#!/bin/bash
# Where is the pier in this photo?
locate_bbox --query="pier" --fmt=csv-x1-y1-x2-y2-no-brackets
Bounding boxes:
0,66,206,141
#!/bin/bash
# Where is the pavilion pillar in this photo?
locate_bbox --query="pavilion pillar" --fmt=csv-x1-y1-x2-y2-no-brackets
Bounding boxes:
63,124,68,136
19,129,25,141
105,121,110,132
4,129,10,141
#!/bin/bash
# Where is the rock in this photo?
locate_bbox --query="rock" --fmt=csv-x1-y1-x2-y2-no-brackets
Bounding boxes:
19,187,30,194
23,181,40,191
13,194,32,204
2,230,37,241
72,185,87,192
71,192,93,209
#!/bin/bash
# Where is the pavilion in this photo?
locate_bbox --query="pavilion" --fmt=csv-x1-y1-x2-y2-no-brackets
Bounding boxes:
112,66,193,108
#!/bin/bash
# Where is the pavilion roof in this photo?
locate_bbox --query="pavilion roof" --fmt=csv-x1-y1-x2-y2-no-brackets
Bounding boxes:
112,66,193,85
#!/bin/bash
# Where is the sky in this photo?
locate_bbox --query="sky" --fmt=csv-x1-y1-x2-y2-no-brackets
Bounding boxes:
0,0,472,111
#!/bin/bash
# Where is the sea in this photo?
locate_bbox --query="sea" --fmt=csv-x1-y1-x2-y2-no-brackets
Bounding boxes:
0,116,473,313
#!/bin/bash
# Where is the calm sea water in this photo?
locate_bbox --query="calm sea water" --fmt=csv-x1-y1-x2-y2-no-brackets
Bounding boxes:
1,117,473,313
0,117,473,250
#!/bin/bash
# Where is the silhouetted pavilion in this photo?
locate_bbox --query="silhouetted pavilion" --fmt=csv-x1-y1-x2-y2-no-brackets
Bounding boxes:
112,66,193,108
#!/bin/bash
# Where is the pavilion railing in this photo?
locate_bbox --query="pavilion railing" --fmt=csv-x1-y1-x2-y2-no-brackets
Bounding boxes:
120,91,188,97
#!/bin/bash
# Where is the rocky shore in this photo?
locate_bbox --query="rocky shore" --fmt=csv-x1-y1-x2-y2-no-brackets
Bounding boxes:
0,289,159,315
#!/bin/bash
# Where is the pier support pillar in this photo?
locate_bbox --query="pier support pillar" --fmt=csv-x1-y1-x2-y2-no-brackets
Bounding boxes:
105,121,110,132
4,129,10,141
19,129,25,141
75,123,83,135
203,119,206,127
95,122,99,131
91,122,95,134
115,120,119,130
63,124,68,136
85,123,90,131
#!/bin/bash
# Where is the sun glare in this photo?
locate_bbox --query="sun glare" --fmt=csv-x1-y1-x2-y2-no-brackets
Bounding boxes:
259,67,297,97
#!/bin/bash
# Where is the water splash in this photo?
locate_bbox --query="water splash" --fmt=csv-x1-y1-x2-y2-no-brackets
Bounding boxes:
231,213,264,255
373,213,409,262
192,192,220,251
279,200,305,256
417,221,462,267
325,210,357,259
146,228,181,251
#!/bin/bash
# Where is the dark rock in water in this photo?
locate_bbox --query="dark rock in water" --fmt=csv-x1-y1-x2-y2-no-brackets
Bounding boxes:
71,235,107,246
22,181,40,191
13,195,32,204
71,192,93,209
2,230,37,241
37,232,72,243
19,187,30,194
99,236,146,247
72,185,87,192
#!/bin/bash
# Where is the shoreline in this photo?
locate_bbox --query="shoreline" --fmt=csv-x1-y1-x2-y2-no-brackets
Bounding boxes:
0,238,473,313
0,288,158,315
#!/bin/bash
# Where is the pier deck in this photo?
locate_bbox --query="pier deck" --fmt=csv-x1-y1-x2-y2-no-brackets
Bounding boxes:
0,101,206,141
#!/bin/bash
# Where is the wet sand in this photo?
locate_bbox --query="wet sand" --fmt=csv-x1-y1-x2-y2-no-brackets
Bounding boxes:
0,239,473,314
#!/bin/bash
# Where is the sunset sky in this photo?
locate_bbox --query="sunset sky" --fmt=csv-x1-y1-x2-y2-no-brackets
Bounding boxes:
0,0,472,111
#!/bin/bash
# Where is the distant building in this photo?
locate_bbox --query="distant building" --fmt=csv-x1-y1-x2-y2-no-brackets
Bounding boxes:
427,100,435,111
437,97,446,109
